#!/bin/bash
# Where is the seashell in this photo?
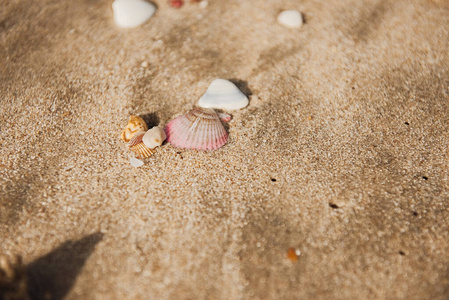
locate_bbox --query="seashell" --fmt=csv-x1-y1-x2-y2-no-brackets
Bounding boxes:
217,112,232,123
130,157,144,167
112,0,156,28
121,115,148,142
131,143,155,158
143,126,166,149
197,79,249,111
277,10,303,28
168,0,183,8
127,131,155,158
165,107,228,150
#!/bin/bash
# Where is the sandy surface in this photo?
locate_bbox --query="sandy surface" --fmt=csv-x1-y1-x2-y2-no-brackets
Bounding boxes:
1,0,449,299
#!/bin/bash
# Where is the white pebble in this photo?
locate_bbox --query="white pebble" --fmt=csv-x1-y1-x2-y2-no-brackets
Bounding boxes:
277,10,303,29
130,157,144,167
199,1,208,9
112,0,156,28
198,79,249,110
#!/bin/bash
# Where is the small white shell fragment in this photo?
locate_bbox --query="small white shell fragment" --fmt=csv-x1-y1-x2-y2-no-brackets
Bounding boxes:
142,126,166,149
130,157,144,167
198,79,249,110
199,1,208,9
112,0,156,28
277,10,303,28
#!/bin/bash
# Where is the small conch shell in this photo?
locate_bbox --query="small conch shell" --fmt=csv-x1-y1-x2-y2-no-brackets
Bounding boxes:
143,126,166,149
127,131,155,158
121,115,148,142
164,107,228,150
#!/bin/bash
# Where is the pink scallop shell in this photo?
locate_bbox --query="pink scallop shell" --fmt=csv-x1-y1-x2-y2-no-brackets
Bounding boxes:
164,107,228,150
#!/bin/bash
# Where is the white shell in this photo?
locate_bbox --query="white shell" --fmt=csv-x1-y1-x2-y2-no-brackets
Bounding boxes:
142,126,166,149
130,157,144,167
198,79,249,111
121,115,148,142
277,10,303,28
112,0,156,28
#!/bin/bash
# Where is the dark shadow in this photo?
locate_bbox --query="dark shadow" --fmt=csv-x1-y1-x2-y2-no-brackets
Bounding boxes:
27,232,103,300
352,0,390,42
250,45,302,77
301,12,307,24
228,79,253,97
141,112,160,129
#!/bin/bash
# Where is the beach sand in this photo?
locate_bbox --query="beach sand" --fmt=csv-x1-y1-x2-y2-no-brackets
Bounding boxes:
1,0,449,299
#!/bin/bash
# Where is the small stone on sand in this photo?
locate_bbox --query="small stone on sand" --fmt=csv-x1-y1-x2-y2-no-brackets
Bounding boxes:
112,0,156,28
130,157,144,167
277,10,303,29
287,247,299,262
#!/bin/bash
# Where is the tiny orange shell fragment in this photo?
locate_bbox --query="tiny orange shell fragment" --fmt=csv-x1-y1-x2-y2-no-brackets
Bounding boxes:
287,248,298,262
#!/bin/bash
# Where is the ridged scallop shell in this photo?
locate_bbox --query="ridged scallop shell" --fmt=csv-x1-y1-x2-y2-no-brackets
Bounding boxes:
164,107,228,150
127,131,155,158
121,115,148,142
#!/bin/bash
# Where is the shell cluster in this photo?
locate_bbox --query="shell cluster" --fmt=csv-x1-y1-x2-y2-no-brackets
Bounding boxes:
121,116,166,158
112,0,156,28
121,80,248,158
121,106,230,158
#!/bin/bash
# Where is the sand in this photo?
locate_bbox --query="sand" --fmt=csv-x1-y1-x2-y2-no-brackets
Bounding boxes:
1,0,449,299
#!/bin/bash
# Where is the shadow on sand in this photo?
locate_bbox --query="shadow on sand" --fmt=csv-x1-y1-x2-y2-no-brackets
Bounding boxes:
27,232,103,300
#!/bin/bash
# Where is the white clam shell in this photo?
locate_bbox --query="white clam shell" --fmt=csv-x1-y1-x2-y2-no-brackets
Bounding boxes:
277,10,303,28
142,126,166,149
198,79,249,111
112,0,156,28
